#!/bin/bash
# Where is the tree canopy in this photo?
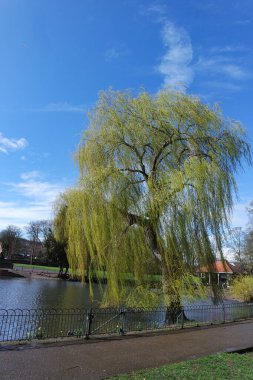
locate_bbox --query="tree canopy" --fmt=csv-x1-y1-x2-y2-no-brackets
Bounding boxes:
0,225,22,260
55,89,251,311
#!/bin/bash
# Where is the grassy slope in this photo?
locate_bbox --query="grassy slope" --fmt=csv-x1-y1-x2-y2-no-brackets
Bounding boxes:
110,353,253,380
13,263,161,281
14,263,59,272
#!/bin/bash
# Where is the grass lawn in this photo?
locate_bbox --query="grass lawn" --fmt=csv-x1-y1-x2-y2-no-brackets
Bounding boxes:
109,353,253,380
13,264,162,281
14,263,59,272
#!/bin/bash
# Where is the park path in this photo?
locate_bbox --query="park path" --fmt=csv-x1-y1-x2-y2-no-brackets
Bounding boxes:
1,320,253,380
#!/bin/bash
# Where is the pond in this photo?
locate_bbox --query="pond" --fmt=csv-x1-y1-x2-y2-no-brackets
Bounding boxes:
0,277,102,310
0,277,252,342
0,277,240,310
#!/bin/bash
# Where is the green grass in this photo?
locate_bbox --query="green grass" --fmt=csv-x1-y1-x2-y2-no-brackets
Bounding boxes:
14,263,59,272
109,353,253,380
13,264,162,281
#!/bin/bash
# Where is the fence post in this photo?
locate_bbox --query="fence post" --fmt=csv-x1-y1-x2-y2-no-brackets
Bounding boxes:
176,310,184,329
222,303,226,324
85,308,94,340
181,307,184,329
119,306,126,336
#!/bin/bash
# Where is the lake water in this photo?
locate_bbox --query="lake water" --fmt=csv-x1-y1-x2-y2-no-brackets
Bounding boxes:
1,277,252,342
0,277,240,310
0,278,103,310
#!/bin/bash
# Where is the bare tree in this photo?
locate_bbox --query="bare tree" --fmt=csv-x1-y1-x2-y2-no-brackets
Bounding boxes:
39,220,52,244
226,227,245,265
25,221,42,264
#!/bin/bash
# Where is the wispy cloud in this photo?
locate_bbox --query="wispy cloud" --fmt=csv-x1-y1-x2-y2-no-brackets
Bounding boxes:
200,81,243,93
0,177,67,230
230,200,251,228
196,57,249,80
141,3,251,94
209,45,249,53
157,22,194,90
10,180,64,205
37,102,87,113
0,133,28,154
0,102,88,113
0,201,51,230
236,19,251,25
222,64,248,79
139,4,194,90
195,48,251,95
104,47,129,62
139,2,167,19
20,171,41,180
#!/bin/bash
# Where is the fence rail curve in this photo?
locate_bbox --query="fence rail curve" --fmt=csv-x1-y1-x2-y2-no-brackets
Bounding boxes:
1,302,253,342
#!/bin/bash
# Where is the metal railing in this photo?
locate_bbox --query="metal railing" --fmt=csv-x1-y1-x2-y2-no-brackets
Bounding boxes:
1,302,253,342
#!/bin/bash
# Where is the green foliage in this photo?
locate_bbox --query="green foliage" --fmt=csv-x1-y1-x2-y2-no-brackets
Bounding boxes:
54,89,251,307
0,225,22,259
230,275,253,302
242,227,253,273
44,229,67,267
109,353,253,380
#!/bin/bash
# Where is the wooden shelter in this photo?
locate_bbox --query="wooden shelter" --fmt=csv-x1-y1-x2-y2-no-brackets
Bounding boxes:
198,259,235,287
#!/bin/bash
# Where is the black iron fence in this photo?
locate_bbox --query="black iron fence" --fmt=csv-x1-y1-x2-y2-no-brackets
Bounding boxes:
1,302,253,342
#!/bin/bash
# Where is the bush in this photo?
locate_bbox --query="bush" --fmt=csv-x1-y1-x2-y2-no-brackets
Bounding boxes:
230,276,253,302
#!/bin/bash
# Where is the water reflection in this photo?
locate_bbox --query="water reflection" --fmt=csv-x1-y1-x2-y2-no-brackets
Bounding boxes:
0,278,102,310
0,278,250,342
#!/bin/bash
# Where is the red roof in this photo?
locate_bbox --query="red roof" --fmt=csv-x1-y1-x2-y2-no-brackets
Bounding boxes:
199,260,234,274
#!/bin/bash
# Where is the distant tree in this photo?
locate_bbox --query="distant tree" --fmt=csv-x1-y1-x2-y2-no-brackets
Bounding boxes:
55,89,251,319
0,225,22,260
243,230,253,273
240,205,253,273
44,228,68,270
25,221,42,264
247,201,253,223
39,220,52,243
230,203,253,273
226,227,245,265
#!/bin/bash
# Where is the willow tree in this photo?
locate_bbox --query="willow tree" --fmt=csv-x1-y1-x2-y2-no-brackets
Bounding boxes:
55,89,251,319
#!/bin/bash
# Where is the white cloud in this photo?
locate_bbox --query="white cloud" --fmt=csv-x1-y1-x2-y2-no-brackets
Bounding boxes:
139,2,167,18
209,45,249,53
33,102,87,113
141,5,251,94
230,201,251,228
20,171,41,180
201,81,243,93
0,179,67,230
222,64,248,79
0,202,50,230
104,47,128,62
0,132,28,154
10,180,64,204
196,57,249,80
236,19,251,25
157,22,194,90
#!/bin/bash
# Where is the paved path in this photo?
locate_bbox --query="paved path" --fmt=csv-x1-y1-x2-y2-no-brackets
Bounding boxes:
1,321,253,380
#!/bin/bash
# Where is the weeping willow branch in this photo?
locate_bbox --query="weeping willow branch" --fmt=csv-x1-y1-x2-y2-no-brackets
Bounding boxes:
54,88,251,309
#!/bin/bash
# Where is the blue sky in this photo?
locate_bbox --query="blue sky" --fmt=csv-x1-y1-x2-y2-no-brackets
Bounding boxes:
0,0,253,231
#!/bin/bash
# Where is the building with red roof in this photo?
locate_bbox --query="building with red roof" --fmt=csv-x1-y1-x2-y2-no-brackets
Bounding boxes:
197,259,236,287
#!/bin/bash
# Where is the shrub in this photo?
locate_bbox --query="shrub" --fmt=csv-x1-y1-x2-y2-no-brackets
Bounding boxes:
230,276,253,302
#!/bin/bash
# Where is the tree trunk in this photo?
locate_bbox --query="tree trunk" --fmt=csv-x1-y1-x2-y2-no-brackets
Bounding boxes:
162,265,183,324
